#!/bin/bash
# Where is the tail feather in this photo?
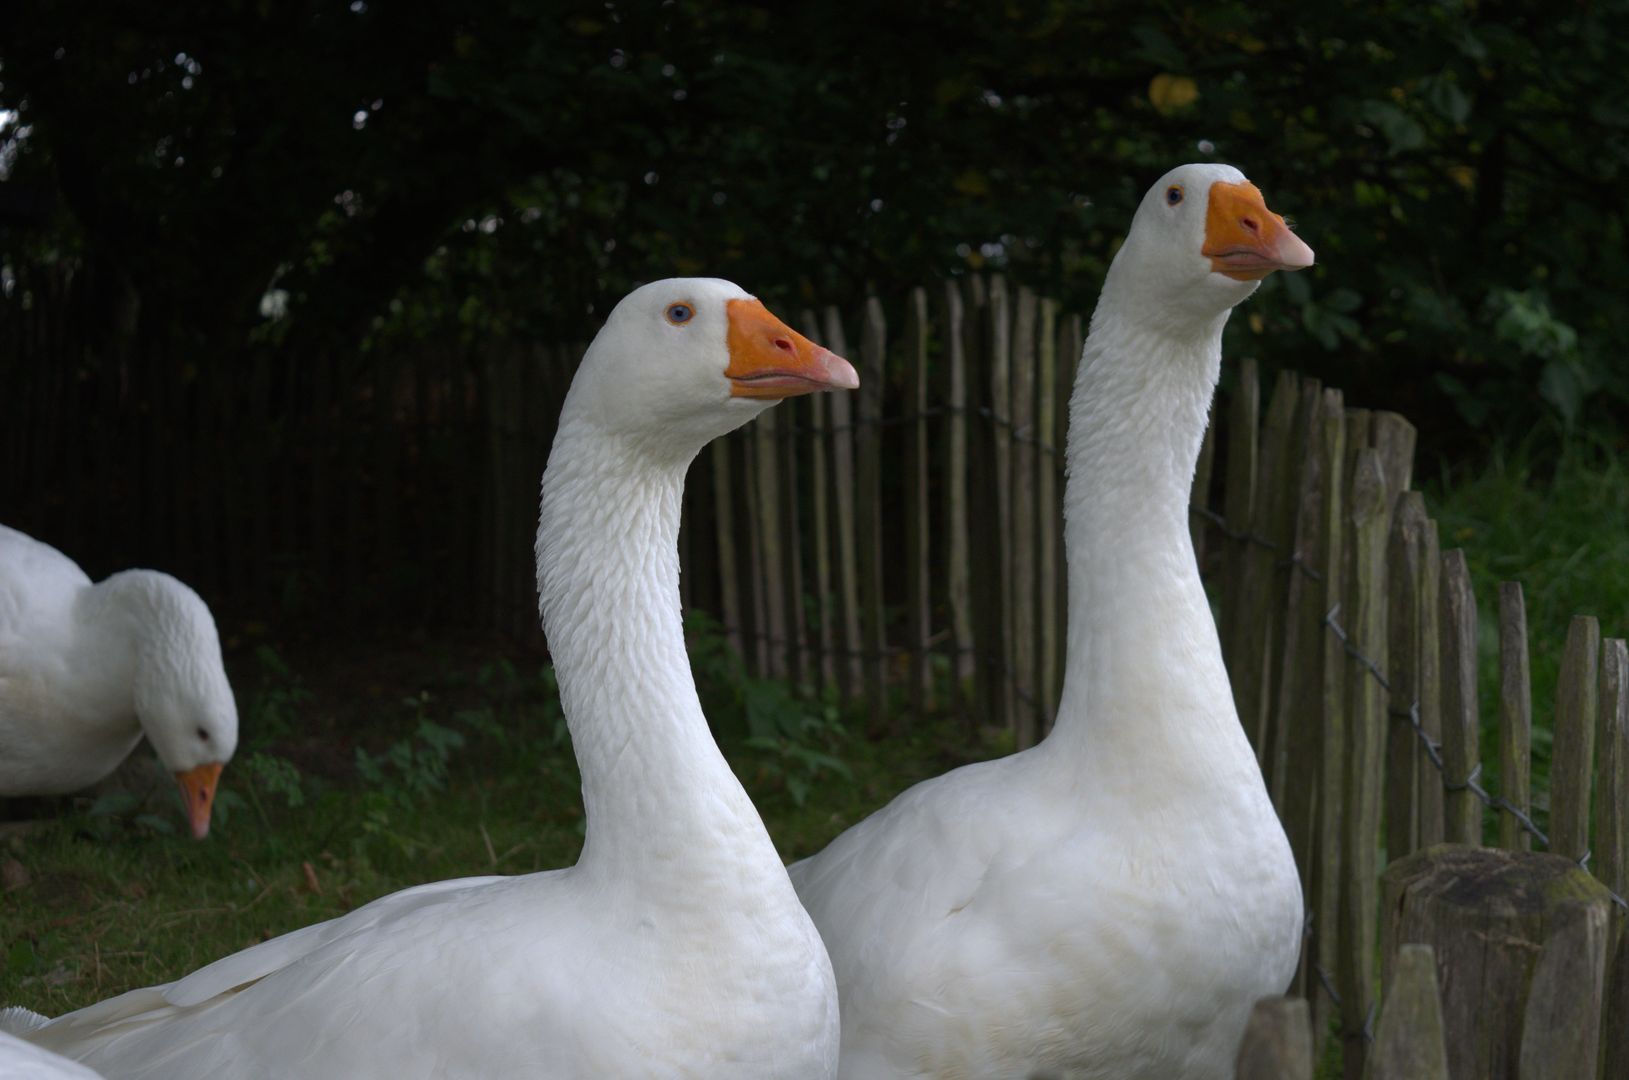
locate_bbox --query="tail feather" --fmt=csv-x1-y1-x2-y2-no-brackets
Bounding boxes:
0,1006,50,1035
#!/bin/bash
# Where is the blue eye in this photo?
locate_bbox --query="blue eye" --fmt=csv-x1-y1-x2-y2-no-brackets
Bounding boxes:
1166,185,1184,206
666,303,694,324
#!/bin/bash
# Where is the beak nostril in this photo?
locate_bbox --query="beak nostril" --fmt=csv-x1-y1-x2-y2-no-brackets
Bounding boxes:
772,337,795,353
1241,217,1260,234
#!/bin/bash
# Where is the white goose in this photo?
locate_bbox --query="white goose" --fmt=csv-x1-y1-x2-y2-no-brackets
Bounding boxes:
788,164,1314,1079
12,278,857,1080
0,526,237,838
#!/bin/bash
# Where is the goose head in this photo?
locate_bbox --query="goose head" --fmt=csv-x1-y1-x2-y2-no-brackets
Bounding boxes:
120,573,239,839
1104,163,1314,333
565,278,858,459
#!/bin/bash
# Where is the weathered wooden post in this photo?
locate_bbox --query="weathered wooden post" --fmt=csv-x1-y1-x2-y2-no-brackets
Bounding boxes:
1234,997,1313,1080
1381,845,1613,1080
1366,944,1449,1080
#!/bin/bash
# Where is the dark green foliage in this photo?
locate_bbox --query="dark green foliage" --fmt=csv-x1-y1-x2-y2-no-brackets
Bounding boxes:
4,1,1627,439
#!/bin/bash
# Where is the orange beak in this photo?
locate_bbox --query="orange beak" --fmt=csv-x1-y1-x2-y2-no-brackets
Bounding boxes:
724,298,859,399
175,761,224,839
1201,180,1315,281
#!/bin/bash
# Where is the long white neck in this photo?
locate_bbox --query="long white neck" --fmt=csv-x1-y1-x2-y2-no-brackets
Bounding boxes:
1040,298,1258,795
67,574,148,723
536,416,785,891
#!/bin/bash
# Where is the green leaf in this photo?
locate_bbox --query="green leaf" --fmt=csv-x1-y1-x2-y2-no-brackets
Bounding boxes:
1426,78,1471,125
1360,101,1427,154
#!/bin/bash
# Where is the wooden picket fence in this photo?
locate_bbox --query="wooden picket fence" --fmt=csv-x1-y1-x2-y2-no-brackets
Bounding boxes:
689,280,1079,741
1200,366,1629,1078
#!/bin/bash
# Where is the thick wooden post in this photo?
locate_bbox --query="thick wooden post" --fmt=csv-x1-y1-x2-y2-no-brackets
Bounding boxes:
1382,845,1614,1080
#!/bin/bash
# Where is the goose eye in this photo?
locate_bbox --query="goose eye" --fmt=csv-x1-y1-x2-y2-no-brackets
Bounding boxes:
196,727,210,742
1166,185,1184,206
665,303,694,325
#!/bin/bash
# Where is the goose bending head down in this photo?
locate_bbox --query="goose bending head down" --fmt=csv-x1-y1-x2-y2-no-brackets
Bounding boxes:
0,529,238,838
20,278,855,1080
787,164,1314,1080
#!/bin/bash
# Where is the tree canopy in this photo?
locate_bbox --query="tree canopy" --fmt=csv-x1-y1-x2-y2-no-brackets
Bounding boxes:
4,0,1627,443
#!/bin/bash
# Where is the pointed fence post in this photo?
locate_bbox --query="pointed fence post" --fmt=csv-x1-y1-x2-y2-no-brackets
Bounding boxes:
1191,419,1216,567
1310,388,1346,1060
1365,945,1449,1080
939,283,975,708
1009,286,1040,746
1234,997,1313,1080
902,287,933,721
1036,297,1062,725
1277,385,1328,956
1415,518,1445,847
1551,615,1601,861
799,311,837,691
1439,550,1482,845
1496,582,1532,851
821,307,862,703
1338,448,1388,1080
1236,371,1299,769
987,275,1015,732
856,298,888,734
1220,356,1260,683
1384,492,1428,863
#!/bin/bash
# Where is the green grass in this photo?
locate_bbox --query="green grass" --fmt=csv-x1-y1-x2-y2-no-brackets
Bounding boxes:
0,629,998,1015
1424,435,1629,839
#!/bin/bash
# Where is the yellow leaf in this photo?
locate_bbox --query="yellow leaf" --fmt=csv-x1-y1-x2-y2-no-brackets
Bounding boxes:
1448,165,1476,191
954,170,991,196
1249,312,1265,333
1149,73,1199,115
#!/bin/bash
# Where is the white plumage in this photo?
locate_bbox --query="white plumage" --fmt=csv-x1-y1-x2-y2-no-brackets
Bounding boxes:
0,1031,103,1080
0,525,237,838
18,278,857,1080
789,164,1315,1079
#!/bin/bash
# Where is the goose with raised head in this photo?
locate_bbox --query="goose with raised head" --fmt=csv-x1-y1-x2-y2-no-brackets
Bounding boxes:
0,526,237,838
789,164,1314,1079
17,278,857,1079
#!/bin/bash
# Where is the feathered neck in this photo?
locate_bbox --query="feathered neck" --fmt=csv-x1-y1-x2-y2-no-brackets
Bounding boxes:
1037,297,1259,795
535,415,786,888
